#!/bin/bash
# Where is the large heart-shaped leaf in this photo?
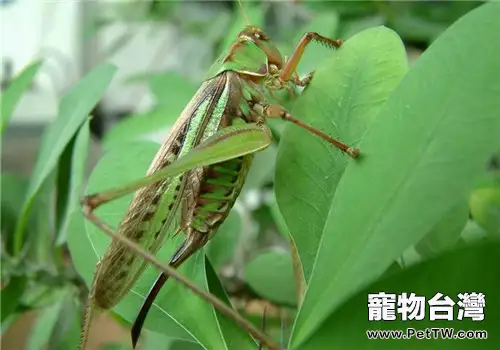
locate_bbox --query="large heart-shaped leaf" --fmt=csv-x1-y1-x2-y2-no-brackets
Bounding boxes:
276,26,408,281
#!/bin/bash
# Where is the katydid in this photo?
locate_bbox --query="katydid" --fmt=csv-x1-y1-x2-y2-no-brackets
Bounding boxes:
79,20,359,350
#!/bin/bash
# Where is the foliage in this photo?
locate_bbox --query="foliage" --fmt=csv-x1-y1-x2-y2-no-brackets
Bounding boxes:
2,1,499,349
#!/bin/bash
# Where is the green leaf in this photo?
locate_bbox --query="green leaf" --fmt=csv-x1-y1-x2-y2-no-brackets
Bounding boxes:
68,141,232,348
24,171,57,269
0,172,55,266
95,123,272,200
56,121,90,244
55,131,74,236
276,26,408,281
206,210,243,271
13,63,117,254
470,187,500,236
297,241,500,350
0,60,43,135
290,4,500,347
205,257,257,349
415,199,469,258
244,251,297,306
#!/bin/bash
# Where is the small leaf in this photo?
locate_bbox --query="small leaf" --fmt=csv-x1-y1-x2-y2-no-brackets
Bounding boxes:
56,121,91,244
244,251,297,306
25,172,57,269
13,63,117,254
205,258,257,349
100,124,273,198
0,60,43,135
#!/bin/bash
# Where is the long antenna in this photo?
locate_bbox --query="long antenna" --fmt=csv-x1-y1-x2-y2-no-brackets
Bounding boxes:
238,0,251,25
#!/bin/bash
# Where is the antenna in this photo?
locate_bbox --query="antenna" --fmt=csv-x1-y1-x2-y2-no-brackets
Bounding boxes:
238,0,250,26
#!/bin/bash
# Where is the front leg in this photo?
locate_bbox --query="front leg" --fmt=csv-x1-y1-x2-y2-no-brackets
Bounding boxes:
280,32,343,83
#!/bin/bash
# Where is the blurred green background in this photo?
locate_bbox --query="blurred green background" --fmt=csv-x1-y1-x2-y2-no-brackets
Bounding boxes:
2,1,498,350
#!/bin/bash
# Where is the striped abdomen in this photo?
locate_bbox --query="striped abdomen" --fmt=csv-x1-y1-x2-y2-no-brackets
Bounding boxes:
188,154,253,235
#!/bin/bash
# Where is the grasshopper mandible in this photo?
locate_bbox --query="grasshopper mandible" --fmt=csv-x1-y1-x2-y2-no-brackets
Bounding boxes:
79,11,359,350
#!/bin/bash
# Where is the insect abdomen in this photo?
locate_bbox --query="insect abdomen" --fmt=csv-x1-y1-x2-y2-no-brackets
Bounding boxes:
191,153,253,234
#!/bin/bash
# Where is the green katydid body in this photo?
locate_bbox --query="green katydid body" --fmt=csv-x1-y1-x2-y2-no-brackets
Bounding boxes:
89,26,287,347
92,72,251,309
81,24,353,350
